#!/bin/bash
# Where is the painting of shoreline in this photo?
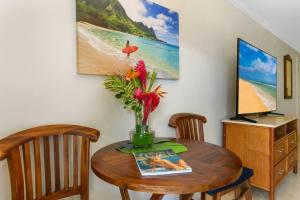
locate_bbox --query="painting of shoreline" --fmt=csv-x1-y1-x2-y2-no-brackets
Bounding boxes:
76,0,179,79
238,40,277,114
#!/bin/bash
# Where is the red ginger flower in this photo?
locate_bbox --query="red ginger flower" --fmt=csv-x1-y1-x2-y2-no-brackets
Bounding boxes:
143,92,160,124
133,88,144,101
135,60,147,89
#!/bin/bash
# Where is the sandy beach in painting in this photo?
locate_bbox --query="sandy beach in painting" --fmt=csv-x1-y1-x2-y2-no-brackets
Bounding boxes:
77,22,130,75
239,79,276,114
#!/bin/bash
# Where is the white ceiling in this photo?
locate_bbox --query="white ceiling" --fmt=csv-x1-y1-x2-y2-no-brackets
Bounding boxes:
229,0,300,53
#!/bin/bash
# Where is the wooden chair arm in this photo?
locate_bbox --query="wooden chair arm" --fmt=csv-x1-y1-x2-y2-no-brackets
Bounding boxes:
0,124,100,160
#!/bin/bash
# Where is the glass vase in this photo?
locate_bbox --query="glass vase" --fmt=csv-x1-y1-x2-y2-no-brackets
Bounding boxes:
130,109,155,148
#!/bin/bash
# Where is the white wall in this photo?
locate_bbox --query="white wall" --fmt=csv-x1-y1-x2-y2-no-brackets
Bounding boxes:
0,0,299,199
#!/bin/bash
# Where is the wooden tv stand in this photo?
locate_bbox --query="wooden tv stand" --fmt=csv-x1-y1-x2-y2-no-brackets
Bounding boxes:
222,116,298,200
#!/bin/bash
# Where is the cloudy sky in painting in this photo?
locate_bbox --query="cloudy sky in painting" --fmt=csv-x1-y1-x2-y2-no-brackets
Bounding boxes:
118,0,179,46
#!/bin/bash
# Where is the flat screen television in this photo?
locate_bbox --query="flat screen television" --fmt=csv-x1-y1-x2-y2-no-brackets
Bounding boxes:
236,38,277,116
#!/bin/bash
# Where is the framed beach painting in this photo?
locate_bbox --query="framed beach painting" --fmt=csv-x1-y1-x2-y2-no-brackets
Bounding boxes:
76,0,179,79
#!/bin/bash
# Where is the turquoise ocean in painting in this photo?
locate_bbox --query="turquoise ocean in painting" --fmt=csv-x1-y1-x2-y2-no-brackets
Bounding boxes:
83,26,179,79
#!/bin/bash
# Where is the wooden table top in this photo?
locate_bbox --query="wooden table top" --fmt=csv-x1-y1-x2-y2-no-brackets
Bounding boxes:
91,139,242,195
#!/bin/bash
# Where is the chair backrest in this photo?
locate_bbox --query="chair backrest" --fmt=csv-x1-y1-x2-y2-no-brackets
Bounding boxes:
168,113,207,141
0,124,100,200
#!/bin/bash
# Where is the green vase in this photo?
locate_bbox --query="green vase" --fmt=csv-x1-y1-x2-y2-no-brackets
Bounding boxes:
130,109,155,148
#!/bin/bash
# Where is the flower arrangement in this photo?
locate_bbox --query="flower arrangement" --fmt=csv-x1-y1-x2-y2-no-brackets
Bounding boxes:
104,60,166,147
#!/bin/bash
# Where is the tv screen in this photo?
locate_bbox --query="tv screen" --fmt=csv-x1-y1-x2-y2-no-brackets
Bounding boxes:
237,39,277,115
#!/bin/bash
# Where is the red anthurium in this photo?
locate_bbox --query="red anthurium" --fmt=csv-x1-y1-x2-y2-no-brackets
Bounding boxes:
135,60,147,89
143,92,160,124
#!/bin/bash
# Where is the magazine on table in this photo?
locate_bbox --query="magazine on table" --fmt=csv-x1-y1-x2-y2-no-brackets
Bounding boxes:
133,149,192,176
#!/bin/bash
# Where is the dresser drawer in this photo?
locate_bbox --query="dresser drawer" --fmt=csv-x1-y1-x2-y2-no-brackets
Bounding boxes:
274,158,287,185
288,149,297,170
287,132,297,152
275,140,286,164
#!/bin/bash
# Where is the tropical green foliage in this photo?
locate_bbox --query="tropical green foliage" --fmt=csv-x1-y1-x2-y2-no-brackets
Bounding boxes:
77,0,158,40
104,75,140,111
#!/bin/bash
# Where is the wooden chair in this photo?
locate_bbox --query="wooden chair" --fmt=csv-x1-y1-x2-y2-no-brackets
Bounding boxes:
168,113,207,142
0,124,100,200
169,113,253,200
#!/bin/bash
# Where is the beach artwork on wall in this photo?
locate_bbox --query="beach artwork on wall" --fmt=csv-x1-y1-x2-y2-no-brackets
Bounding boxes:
76,0,179,79
238,40,277,114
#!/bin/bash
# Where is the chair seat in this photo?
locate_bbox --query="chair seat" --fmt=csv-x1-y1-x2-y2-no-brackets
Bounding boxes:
207,167,253,196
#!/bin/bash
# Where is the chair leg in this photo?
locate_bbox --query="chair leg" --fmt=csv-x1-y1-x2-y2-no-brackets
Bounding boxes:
233,180,252,200
179,193,194,200
245,180,252,200
245,191,252,200
150,194,164,200
201,192,206,200
234,187,240,199
212,193,221,200
119,187,130,200
210,178,252,200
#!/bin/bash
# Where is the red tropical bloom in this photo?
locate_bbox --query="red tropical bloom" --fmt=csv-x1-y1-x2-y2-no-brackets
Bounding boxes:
143,92,160,124
106,60,165,127
134,88,144,101
135,60,147,89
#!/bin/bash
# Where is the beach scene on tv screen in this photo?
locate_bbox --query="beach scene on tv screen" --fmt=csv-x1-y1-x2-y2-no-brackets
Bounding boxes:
238,40,277,114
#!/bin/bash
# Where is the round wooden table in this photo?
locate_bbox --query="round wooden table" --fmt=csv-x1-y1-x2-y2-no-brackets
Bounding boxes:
91,139,242,200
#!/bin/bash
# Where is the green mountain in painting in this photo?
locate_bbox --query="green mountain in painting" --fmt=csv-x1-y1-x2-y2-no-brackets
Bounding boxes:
77,0,158,40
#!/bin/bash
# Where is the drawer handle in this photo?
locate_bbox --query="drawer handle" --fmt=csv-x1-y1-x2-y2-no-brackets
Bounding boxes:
290,159,295,163
277,170,285,175
290,140,295,144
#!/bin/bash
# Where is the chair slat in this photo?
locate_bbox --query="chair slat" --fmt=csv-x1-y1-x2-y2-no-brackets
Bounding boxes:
7,148,24,200
63,135,69,189
191,120,195,140
23,143,33,200
81,137,90,200
187,119,192,139
179,120,185,138
34,138,43,199
193,119,199,140
53,135,61,191
183,119,189,139
73,136,79,187
43,136,52,195
199,121,204,141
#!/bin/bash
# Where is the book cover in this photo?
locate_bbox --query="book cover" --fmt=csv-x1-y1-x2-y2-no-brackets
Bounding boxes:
133,149,192,176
